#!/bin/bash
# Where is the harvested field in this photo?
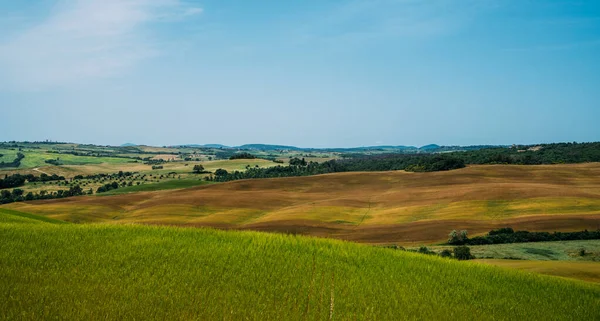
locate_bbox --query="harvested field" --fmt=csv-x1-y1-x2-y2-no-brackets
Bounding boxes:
4,164,600,244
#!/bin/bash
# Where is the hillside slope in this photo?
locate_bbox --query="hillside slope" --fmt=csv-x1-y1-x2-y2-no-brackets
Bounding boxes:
1,215,599,320
4,163,600,244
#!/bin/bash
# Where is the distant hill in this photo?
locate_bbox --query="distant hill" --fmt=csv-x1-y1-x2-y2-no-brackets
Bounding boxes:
120,143,137,147
158,143,500,153
202,144,230,148
237,144,301,151
419,144,440,151
172,144,230,148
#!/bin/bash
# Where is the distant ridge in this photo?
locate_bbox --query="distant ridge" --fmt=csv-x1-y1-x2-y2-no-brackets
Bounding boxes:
237,144,300,151
203,144,230,148
157,143,503,153
419,144,440,150
120,143,137,147
172,144,230,148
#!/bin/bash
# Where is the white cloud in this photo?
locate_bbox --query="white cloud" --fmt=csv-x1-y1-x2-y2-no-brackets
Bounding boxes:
0,0,202,90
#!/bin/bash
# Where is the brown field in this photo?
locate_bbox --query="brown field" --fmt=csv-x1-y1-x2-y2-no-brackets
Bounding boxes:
4,163,600,244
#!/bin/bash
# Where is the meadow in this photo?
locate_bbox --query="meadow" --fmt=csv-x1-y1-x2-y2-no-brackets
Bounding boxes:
6,163,600,244
415,240,600,283
1,209,599,320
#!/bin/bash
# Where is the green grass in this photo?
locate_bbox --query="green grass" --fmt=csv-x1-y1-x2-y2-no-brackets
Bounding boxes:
424,240,600,261
1,216,599,320
0,208,68,225
0,149,18,163
99,179,214,195
471,240,600,261
18,151,134,168
0,149,136,169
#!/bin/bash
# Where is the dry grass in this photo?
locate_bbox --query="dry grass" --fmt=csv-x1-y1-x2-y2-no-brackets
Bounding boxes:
4,163,600,244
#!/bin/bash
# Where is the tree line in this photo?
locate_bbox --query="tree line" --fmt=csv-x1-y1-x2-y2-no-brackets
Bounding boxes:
0,173,65,189
205,154,466,182
452,142,600,165
0,185,87,204
447,227,600,245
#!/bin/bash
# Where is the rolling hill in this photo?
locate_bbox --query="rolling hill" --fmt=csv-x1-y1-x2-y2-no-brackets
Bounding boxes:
1,209,598,320
5,163,600,244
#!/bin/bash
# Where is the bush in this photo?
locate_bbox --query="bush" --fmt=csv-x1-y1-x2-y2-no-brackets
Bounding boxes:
448,230,469,245
417,246,435,255
439,249,453,258
453,246,473,260
489,227,514,235
230,152,256,160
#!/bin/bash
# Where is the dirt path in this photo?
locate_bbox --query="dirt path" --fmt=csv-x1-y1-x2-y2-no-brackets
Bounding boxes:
33,168,49,175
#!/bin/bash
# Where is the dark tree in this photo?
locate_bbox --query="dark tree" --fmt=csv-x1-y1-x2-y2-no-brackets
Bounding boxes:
214,168,228,176
453,246,473,260
193,164,205,174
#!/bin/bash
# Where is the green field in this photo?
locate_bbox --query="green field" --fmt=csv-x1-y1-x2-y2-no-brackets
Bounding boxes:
1,209,599,320
0,148,135,169
471,240,600,261
425,240,600,261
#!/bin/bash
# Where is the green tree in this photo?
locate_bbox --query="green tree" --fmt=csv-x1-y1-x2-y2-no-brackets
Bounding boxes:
453,246,473,260
193,164,205,174
214,168,228,176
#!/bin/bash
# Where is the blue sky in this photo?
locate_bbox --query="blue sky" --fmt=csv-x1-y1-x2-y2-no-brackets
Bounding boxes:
1,0,599,147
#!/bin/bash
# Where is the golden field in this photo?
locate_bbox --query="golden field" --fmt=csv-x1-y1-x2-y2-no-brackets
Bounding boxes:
4,163,600,244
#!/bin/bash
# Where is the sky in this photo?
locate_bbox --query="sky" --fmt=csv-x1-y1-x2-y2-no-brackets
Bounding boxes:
1,0,599,148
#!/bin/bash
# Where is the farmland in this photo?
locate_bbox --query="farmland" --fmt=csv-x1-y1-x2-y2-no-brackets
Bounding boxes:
1,209,599,320
5,163,600,244
2,141,600,317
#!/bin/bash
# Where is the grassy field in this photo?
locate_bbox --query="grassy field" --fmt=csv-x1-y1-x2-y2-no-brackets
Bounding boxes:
476,260,600,284
1,209,599,320
1,157,276,178
416,240,600,284
5,163,600,244
1,158,278,198
0,149,135,169
470,240,600,261
421,240,600,261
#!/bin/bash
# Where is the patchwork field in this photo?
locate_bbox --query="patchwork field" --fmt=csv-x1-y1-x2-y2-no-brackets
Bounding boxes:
5,163,600,244
2,157,277,179
1,209,599,320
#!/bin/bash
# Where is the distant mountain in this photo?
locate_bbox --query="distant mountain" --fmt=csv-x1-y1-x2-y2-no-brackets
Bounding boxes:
203,144,230,148
120,143,137,147
157,143,499,153
172,144,230,148
237,144,301,151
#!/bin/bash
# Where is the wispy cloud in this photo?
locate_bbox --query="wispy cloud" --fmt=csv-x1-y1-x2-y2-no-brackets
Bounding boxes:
0,0,202,90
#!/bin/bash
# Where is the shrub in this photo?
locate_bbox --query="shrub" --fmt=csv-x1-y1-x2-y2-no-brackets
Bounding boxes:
439,249,453,258
230,152,256,160
453,246,473,260
417,246,435,255
448,230,469,245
